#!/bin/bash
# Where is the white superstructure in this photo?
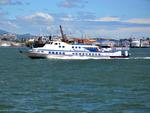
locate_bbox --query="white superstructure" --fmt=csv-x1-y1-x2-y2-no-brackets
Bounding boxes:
26,40,129,59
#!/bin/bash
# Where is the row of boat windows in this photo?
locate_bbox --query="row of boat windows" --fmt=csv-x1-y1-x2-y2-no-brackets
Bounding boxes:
58,46,81,49
55,45,81,49
72,53,102,56
72,46,81,49
49,51,65,55
48,51,105,56
49,42,61,45
48,42,82,49
59,46,65,48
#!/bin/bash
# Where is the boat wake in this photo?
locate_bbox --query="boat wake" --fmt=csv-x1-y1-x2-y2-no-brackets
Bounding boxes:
110,57,150,60
129,57,150,59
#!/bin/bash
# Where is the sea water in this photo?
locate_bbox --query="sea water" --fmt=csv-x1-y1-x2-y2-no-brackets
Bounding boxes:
0,47,150,113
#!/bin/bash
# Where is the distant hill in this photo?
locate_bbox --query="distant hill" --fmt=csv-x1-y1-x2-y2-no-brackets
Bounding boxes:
0,29,9,35
0,29,34,39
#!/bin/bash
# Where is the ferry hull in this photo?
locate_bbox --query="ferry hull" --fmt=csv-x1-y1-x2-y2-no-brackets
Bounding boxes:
22,40,130,60
26,52,129,59
47,55,111,59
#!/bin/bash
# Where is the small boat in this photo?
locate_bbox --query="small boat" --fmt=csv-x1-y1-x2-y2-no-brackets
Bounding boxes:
25,40,129,59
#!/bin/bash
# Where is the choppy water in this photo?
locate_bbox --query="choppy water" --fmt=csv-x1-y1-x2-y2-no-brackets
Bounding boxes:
0,47,150,113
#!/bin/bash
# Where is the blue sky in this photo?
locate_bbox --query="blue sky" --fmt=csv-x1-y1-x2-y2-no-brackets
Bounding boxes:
0,0,150,39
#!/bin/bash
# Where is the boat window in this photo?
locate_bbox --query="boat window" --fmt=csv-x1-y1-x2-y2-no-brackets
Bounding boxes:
79,47,81,49
75,46,77,48
52,52,54,54
49,52,51,54
72,46,74,48
59,52,61,54
59,46,61,48
56,52,58,54
50,42,53,44
62,46,65,48
55,43,58,45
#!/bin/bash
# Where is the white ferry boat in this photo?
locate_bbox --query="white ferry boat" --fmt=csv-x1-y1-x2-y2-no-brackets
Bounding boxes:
26,40,129,59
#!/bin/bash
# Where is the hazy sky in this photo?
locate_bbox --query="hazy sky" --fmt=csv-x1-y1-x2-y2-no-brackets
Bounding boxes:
0,0,150,39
